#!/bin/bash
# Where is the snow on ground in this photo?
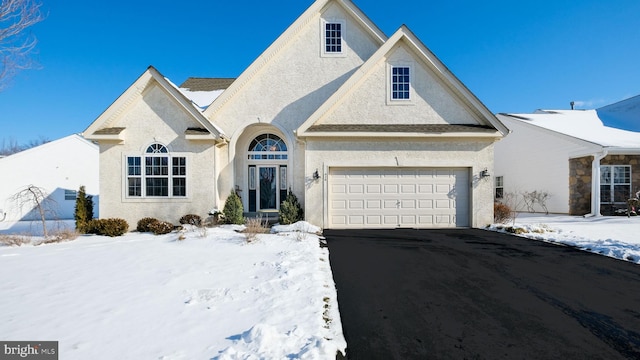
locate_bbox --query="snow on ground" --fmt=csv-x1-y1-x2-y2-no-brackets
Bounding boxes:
487,213,640,264
0,222,346,359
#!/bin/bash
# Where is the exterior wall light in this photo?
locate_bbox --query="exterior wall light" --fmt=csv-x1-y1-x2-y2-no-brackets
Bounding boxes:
480,169,490,178
313,170,320,180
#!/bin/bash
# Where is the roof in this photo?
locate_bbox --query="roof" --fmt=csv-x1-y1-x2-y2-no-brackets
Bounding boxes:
297,25,508,137
307,124,495,133
498,109,640,149
84,66,225,142
596,95,640,133
179,78,235,91
0,134,97,162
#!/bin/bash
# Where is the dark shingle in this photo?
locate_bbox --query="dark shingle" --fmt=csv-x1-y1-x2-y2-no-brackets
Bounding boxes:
179,78,235,91
185,127,210,135
306,124,495,133
93,127,125,135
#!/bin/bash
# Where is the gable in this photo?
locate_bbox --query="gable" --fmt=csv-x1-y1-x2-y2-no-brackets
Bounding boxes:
84,67,222,144
203,0,386,135
298,26,508,137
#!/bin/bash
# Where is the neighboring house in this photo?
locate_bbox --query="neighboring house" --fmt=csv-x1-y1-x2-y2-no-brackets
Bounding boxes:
495,110,640,215
597,95,640,133
0,134,99,222
83,0,507,229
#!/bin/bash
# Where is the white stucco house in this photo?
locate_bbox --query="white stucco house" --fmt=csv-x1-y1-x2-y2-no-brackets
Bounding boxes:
0,134,99,223
495,110,640,216
84,0,507,229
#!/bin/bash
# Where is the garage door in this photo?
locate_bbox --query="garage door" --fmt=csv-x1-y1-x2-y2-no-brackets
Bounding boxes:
328,168,469,229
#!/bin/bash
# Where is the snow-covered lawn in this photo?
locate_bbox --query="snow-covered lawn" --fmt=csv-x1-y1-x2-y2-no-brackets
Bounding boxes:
487,213,640,264
0,221,346,359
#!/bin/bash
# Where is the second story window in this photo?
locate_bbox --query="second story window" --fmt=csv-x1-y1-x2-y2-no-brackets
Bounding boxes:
391,66,411,100
325,22,342,53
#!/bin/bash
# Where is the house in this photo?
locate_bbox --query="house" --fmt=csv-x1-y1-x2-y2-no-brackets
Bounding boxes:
597,95,640,133
0,134,99,222
83,0,507,229
495,110,640,216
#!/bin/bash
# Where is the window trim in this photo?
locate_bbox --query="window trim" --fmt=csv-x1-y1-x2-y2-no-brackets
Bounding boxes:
600,165,631,204
495,176,504,200
124,144,189,200
321,18,346,58
387,62,414,105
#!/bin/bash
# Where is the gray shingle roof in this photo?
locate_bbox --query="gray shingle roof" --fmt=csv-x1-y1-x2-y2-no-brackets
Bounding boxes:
179,78,235,91
306,124,496,133
93,127,125,135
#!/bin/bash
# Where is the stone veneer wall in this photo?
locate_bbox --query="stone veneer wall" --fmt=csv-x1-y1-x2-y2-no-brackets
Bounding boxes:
569,155,640,215
569,156,592,215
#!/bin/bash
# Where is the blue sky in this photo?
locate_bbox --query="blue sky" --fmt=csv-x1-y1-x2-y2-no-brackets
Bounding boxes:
1,0,639,145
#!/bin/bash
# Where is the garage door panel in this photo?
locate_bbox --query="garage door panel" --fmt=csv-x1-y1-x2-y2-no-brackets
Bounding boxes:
329,167,469,229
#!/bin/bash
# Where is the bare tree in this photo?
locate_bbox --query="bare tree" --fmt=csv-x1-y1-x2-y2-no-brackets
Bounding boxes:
0,0,44,88
0,136,49,156
10,184,57,237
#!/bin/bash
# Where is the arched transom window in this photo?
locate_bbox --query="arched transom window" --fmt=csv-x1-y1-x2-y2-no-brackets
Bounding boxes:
126,143,186,198
248,134,288,160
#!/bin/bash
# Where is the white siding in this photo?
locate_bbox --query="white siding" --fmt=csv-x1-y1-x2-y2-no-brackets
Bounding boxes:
0,135,99,222
494,116,594,214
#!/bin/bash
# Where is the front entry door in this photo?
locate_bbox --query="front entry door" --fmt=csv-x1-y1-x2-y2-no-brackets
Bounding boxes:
258,166,277,210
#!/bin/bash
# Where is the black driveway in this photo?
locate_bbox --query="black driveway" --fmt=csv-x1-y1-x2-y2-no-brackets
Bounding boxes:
325,228,640,359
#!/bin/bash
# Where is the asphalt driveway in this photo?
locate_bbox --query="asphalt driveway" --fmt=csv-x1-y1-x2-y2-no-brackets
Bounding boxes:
325,228,640,359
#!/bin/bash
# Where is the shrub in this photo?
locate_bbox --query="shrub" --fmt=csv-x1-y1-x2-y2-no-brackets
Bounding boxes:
223,190,244,224
87,218,129,237
180,214,202,227
148,220,174,235
494,202,512,224
244,216,269,243
74,185,94,233
137,217,160,232
279,188,304,225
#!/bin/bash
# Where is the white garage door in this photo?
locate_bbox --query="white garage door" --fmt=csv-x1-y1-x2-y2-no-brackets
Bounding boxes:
328,168,470,229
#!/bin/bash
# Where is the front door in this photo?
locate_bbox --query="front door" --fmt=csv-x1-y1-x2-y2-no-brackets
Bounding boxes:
258,166,278,210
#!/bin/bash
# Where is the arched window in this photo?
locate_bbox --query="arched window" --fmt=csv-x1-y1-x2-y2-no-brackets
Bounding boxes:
126,143,186,198
248,134,288,160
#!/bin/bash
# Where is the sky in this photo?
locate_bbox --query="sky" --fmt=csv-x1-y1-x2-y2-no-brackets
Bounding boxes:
1,0,639,146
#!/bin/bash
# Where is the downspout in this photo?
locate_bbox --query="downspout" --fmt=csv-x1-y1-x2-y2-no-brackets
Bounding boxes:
585,149,608,217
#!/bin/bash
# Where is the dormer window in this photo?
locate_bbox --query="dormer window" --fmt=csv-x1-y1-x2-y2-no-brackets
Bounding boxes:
321,19,345,57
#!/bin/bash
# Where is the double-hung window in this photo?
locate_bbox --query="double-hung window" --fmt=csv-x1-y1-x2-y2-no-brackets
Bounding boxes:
495,176,504,200
126,143,186,198
600,165,631,203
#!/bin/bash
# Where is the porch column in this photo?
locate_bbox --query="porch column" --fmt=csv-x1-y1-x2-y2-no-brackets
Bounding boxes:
591,150,608,216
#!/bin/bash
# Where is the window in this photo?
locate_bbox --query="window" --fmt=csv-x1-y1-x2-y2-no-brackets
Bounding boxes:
495,176,504,200
126,143,186,198
600,165,631,203
65,190,77,201
248,134,288,160
391,66,411,100
325,22,342,53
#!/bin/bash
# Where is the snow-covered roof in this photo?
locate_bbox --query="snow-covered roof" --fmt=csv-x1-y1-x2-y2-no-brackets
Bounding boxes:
597,95,640,133
501,109,640,149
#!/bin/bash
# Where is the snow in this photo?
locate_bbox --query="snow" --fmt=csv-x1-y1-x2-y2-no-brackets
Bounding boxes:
0,222,346,359
179,88,225,110
504,109,640,148
487,213,640,264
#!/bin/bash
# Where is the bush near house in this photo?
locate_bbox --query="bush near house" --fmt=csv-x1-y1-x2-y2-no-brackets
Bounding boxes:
148,220,174,235
279,189,304,225
180,214,202,227
137,217,160,232
223,191,244,225
494,202,512,224
74,185,94,233
87,218,129,237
